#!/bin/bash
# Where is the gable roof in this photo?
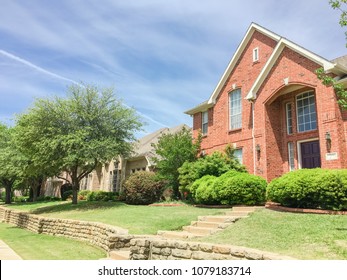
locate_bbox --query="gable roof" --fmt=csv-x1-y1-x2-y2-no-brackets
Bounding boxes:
129,124,190,166
185,23,347,114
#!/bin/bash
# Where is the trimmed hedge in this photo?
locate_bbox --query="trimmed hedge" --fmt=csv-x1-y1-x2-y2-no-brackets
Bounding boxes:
124,171,166,205
193,170,266,206
267,168,347,210
86,190,116,202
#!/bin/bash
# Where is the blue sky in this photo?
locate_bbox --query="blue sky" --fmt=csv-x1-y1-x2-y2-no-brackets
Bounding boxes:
0,0,346,136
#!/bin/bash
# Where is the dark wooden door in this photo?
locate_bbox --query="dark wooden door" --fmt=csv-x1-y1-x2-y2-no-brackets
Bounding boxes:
301,140,321,168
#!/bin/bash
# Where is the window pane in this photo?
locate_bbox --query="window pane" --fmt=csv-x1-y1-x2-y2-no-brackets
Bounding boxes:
229,89,242,129
234,148,243,164
297,92,317,132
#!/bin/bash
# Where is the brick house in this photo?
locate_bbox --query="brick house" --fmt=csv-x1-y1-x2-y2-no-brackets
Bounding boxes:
185,23,347,182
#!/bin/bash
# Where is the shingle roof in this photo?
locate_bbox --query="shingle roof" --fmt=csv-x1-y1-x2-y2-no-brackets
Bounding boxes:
129,124,191,165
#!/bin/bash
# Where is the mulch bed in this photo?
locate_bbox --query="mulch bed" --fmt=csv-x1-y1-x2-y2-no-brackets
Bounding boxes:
266,202,347,215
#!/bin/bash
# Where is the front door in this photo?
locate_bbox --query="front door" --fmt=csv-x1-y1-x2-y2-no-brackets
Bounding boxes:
301,140,321,168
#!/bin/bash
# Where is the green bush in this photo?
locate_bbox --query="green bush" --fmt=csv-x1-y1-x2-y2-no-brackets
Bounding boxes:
178,151,247,195
61,190,73,201
192,175,218,204
267,168,347,210
13,196,29,202
78,190,91,201
193,170,266,206
36,196,61,202
86,190,116,202
124,171,166,205
215,172,267,205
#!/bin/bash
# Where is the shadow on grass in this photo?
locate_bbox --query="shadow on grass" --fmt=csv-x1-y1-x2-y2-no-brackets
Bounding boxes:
30,201,128,215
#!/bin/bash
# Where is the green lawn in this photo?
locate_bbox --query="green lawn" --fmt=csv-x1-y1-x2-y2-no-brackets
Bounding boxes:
199,209,347,260
0,223,106,260
5,201,224,234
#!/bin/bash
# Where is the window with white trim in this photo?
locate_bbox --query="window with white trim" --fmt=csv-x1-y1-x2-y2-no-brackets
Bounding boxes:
229,89,242,130
234,148,243,164
286,103,293,135
296,91,317,132
288,142,295,171
202,111,208,135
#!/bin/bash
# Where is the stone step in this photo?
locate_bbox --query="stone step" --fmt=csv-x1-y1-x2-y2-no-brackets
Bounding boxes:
224,211,251,216
191,221,222,228
232,206,263,211
198,215,241,223
108,249,130,260
182,225,222,235
157,230,203,239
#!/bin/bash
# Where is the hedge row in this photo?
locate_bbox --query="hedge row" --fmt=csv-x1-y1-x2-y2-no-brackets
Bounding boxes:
267,168,347,210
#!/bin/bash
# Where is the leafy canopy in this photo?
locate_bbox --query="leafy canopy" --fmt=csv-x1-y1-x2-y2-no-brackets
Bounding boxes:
15,83,143,204
151,126,201,198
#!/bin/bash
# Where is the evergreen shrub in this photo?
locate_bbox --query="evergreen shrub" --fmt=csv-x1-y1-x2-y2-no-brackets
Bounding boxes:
124,171,166,205
267,168,347,210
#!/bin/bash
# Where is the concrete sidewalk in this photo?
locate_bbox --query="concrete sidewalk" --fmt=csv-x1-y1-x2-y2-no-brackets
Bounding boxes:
0,240,22,260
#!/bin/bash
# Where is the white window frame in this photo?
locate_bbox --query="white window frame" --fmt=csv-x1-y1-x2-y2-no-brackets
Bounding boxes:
288,142,295,171
229,89,242,130
202,111,208,135
286,103,293,135
296,91,317,133
253,47,259,62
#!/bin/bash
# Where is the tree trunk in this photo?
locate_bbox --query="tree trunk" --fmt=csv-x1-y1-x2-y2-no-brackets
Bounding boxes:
5,185,12,204
71,173,79,205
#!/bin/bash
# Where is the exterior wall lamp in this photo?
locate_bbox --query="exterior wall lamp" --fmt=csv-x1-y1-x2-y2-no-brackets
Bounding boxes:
325,131,331,152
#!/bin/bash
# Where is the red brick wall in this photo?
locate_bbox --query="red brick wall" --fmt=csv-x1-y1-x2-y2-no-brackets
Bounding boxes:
192,32,347,182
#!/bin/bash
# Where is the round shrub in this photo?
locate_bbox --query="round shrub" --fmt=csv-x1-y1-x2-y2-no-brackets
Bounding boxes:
192,175,218,204
124,171,166,205
86,190,116,202
214,172,267,205
62,190,73,201
78,190,91,200
267,168,347,210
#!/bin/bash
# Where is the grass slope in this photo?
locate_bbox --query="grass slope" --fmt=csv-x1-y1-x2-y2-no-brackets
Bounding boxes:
200,209,347,259
0,223,106,260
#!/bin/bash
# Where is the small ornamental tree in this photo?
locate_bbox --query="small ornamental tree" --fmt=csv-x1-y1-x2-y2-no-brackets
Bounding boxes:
16,83,143,204
152,126,201,198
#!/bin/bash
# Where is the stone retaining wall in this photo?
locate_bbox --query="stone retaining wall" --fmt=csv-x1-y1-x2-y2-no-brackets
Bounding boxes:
130,238,296,260
0,206,133,252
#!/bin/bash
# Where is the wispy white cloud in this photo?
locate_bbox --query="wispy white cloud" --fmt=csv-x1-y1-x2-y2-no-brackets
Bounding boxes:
0,0,346,135
0,49,80,85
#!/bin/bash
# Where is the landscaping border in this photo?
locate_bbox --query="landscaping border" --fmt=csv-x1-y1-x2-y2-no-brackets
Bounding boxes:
0,206,137,252
265,202,347,215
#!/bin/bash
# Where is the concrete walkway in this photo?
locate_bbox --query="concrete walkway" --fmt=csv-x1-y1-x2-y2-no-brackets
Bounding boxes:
0,240,22,260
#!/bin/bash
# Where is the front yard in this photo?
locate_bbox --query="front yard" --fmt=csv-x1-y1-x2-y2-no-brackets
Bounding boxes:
2,202,347,259
200,209,347,260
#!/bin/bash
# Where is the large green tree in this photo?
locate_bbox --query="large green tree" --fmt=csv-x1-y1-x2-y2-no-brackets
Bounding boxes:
0,124,25,204
16,83,143,204
152,126,201,198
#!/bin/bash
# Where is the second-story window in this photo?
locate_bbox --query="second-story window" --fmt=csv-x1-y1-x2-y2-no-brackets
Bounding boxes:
202,111,208,135
229,89,242,130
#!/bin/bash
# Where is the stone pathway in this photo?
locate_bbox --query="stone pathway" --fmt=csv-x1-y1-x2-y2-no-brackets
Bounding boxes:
0,240,22,260
108,206,263,260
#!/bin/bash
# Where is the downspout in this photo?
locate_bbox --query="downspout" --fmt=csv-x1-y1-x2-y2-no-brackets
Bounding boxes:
250,99,256,175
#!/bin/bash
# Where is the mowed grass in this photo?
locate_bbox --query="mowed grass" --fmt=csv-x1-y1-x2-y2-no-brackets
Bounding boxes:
0,223,106,260
200,209,347,260
5,201,224,234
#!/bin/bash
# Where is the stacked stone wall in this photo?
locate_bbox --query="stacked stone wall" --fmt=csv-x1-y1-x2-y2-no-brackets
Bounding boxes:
130,238,296,260
0,206,133,251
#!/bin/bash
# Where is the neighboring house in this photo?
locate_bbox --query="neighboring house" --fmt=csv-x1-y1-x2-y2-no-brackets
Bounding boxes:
78,123,190,193
185,23,347,182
